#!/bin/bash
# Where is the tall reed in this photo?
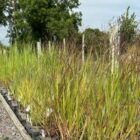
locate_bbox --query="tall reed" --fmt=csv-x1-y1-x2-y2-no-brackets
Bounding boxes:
0,44,139,140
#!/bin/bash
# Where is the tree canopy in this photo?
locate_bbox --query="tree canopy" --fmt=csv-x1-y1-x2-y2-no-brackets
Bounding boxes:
3,0,81,43
0,0,8,25
83,28,109,55
119,6,138,51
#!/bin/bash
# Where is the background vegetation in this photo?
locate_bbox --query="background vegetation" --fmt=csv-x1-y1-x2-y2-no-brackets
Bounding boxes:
0,1,140,140
0,1,139,53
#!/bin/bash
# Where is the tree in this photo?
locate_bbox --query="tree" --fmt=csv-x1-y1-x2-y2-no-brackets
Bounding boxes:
7,0,81,43
83,28,109,55
0,41,5,51
6,0,33,44
119,6,138,52
0,0,8,25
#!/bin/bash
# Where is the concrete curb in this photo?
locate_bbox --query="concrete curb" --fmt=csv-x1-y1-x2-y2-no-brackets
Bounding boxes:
0,93,32,140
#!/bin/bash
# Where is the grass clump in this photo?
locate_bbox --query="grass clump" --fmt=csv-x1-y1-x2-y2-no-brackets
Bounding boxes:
0,44,140,140
0,138,9,140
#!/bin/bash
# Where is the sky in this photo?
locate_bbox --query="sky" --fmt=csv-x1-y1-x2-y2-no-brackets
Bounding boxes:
0,0,140,45
79,0,140,30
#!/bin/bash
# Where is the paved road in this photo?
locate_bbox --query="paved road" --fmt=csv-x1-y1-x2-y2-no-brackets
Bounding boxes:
0,100,24,140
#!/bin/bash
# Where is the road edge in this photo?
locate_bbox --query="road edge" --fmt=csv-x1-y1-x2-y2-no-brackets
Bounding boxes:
0,93,32,140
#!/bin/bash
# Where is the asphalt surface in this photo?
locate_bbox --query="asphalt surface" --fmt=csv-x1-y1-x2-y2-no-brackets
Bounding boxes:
0,100,24,140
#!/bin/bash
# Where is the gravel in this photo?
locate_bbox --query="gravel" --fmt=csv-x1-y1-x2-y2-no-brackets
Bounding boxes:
0,100,24,140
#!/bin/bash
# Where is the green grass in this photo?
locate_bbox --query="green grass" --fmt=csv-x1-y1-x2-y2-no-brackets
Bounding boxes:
0,138,9,140
0,44,140,140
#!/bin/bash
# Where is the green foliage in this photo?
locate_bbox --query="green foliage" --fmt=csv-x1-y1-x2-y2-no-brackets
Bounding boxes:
4,0,33,44
83,28,109,55
0,41,5,49
0,41,3,47
0,44,139,139
0,138,9,140
119,7,138,50
0,0,8,25
6,0,81,43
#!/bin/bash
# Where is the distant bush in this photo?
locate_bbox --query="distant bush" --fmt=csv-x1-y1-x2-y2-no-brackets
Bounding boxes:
119,7,138,53
83,28,109,56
